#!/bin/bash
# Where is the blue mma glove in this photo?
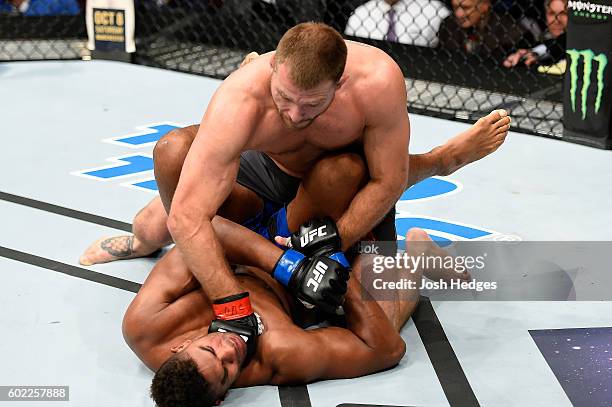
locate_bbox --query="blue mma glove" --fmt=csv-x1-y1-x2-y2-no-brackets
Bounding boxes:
273,249,349,314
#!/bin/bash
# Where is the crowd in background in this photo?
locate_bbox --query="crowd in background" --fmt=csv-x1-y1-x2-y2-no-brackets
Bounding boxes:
181,0,569,68
345,0,567,67
0,0,568,68
0,0,82,15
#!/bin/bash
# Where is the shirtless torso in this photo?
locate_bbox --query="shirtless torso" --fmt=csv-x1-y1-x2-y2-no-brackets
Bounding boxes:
168,39,410,294
213,41,409,177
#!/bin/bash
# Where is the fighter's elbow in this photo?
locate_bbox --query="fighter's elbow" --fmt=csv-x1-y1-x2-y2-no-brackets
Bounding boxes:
381,173,407,200
377,335,406,369
389,337,406,365
398,161,409,191
166,213,182,239
373,170,403,193
396,175,408,198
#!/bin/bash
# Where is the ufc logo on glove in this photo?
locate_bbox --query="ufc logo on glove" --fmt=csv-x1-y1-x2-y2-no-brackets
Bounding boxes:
300,226,328,247
306,261,328,292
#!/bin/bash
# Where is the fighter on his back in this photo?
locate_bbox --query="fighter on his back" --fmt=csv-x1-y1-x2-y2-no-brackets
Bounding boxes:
123,206,468,406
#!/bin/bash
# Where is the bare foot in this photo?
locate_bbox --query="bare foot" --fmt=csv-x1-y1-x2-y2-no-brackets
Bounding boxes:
404,233,471,283
420,259,472,283
79,235,159,266
442,109,511,175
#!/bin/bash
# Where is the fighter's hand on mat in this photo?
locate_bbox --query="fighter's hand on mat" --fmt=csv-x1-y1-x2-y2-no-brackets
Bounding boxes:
208,292,262,365
273,249,350,314
240,51,260,68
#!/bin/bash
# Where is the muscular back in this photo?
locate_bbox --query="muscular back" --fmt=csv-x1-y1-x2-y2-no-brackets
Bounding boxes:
218,42,406,176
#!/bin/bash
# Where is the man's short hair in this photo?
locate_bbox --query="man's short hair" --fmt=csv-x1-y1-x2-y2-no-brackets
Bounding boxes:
150,353,221,407
275,22,348,89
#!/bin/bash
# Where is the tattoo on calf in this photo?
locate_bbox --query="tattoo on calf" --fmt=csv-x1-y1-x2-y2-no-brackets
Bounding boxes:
100,236,135,258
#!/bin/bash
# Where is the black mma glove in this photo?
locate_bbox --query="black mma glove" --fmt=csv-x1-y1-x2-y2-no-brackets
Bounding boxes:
273,249,350,314
290,217,350,268
208,292,262,366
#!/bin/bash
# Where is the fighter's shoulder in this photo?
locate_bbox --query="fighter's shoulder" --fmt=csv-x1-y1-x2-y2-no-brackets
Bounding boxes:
259,326,309,372
351,62,406,119
213,60,270,113
348,43,405,99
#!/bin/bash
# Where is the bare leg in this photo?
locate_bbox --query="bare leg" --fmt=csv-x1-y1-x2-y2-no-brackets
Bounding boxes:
80,197,172,266
285,152,367,230
153,125,199,213
80,125,264,266
403,228,471,283
352,228,469,332
406,109,511,188
153,125,264,222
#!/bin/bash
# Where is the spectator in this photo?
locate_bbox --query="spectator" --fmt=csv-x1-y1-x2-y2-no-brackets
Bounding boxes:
503,0,567,67
0,0,80,15
499,0,544,42
437,0,536,59
345,0,450,47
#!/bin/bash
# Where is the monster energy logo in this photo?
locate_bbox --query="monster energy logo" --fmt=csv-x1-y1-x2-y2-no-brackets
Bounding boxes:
567,49,608,119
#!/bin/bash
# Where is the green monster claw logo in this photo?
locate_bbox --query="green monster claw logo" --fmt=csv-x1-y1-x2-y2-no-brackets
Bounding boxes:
567,49,608,119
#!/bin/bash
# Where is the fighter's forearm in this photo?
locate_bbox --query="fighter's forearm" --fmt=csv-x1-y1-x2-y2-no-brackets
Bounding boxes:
211,216,283,273
343,276,402,352
171,218,243,301
336,179,403,250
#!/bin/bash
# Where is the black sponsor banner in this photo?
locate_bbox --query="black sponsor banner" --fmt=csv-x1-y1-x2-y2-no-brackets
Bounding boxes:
93,8,126,52
86,1,135,62
563,0,612,149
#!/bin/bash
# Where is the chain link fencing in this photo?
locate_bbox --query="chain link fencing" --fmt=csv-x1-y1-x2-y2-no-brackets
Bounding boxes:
1,0,566,138
0,1,88,60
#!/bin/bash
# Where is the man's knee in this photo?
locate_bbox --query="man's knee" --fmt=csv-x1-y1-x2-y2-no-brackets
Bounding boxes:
309,152,367,189
153,126,197,167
